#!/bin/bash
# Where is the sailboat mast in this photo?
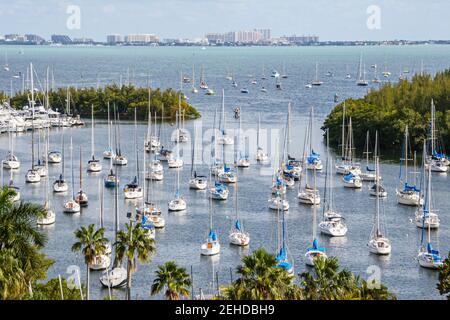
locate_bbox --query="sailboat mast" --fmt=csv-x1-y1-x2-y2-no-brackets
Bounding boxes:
405,126,409,184
70,138,74,200
341,102,346,160
312,168,317,241
30,63,35,168
79,146,82,191
91,105,94,157
107,102,111,152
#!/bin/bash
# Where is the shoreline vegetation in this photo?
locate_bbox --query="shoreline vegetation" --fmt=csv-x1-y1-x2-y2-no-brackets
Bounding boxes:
0,85,201,121
322,69,450,154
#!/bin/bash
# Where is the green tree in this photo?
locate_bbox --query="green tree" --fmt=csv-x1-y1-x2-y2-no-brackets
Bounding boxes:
0,186,53,299
151,261,191,300
115,222,156,300
437,253,450,300
71,224,109,300
23,277,84,300
222,248,294,300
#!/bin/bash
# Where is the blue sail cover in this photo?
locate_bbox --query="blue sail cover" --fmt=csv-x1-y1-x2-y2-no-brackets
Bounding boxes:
141,216,154,230
208,229,217,241
433,150,445,158
214,182,227,192
366,166,375,172
235,220,241,231
224,165,231,173
307,239,326,252
403,182,420,192
343,173,354,182
276,247,286,261
285,163,294,170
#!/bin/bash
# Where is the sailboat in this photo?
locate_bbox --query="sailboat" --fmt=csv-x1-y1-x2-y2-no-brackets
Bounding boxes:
145,94,161,153
372,64,381,83
341,118,362,188
367,157,391,255
235,114,250,168
90,181,112,270
217,90,234,145
319,151,347,237
3,51,10,71
311,62,323,86
417,145,444,268
103,102,115,159
274,192,294,276
396,126,422,206
75,146,88,206
425,100,448,172
25,63,41,183
256,114,269,162
305,168,327,266
87,105,102,172
168,111,186,210
201,183,221,256
191,65,198,93
415,141,440,229
282,105,301,180
47,133,62,164
360,131,377,181
229,168,250,246
2,124,20,169
53,131,69,192
189,130,207,190
209,117,229,200
305,107,323,171
63,138,81,213
368,131,387,197
158,104,174,162
168,110,184,168
268,136,290,211
335,110,362,175
199,65,209,90
123,110,143,199
34,130,48,177
356,54,369,86
261,65,267,80
112,108,128,166
138,144,165,228
37,129,56,225
99,172,127,288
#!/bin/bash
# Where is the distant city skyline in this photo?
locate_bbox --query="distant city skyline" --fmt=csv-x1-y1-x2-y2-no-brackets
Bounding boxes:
0,0,449,41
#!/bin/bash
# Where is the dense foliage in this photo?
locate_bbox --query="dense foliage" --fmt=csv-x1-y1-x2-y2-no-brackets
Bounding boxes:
151,261,192,300
1,85,201,120
322,70,450,154
220,248,396,300
437,253,450,300
0,186,53,299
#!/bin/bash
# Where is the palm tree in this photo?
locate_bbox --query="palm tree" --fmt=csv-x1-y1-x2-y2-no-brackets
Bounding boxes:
223,248,293,300
71,224,108,300
150,261,191,300
0,186,51,299
115,222,156,300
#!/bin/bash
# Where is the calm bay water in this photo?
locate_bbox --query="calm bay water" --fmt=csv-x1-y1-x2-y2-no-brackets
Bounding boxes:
1,45,449,300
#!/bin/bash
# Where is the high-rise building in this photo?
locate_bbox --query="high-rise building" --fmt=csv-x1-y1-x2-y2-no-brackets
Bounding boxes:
107,34,122,44
281,35,319,44
124,34,160,44
205,29,270,44
51,35,72,44
255,29,271,40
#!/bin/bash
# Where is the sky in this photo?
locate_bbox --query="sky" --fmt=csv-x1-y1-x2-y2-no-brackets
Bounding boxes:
0,0,449,41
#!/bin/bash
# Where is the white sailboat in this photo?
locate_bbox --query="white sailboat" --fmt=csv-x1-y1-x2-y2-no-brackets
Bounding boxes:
168,156,187,211
112,108,128,166
305,168,327,266
87,105,102,172
415,141,440,229
311,62,323,86
201,186,221,256
367,131,387,197
138,145,165,228
217,90,234,145
396,126,423,206
103,102,115,159
356,53,369,86
168,108,184,168
304,107,323,171
3,51,10,71
53,131,69,192
2,124,20,169
360,131,376,181
235,114,250,168
417,153,444,269
99,174,127,288
189,131,207,190
269,136,289,211
90,181,111,270
123,110,143,200
75,146,88,206
191,65,198,93
282,104,301,180
63,138,81,213
229,168,250,246
367,157,391,255
425,100,448,172
37,128,56,225
256,113,269,162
